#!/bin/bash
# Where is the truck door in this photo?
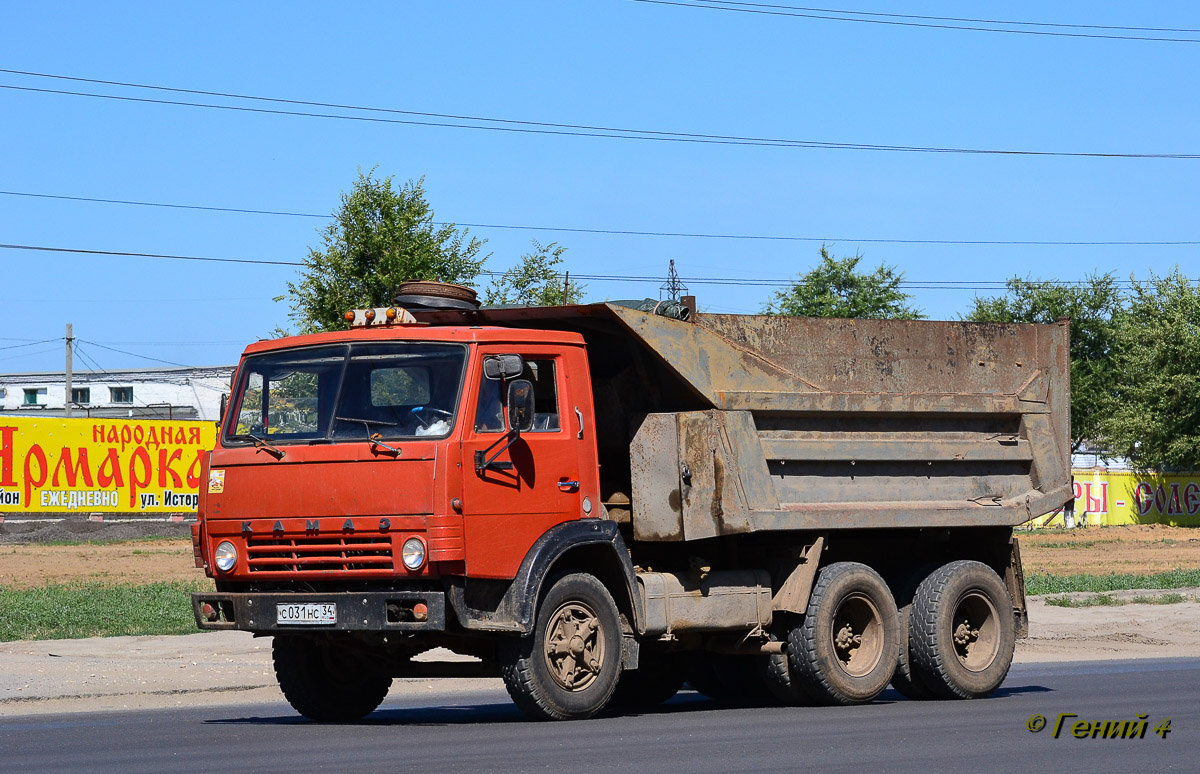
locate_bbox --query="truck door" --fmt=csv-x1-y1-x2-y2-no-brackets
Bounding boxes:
460,348,583,578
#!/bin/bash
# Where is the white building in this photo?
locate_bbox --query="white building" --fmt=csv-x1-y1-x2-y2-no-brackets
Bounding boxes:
0,365,236,421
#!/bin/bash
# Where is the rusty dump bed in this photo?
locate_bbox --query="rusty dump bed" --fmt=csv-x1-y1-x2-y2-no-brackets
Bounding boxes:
414,303,1072,539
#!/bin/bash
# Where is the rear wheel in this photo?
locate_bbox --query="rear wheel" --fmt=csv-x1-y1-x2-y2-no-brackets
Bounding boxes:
909,560,1015,699
787,562,899,705
891,603,937,700
759,628,814,706
889,564,940,701
500,572,623,720
273,635,393,722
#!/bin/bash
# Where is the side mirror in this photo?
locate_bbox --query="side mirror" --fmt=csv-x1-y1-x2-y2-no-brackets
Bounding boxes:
219,393,229,424
506,379,535,434
484,354,524,380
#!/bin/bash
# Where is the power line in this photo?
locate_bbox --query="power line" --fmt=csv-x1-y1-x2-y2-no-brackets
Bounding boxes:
0,242,304,267
0,242,1190,291
640,1,1200,44
690,2,1200,34
0,189,326,219
0,337,61,352
0,344,62,363
1,72,1198,159
4,190,1200,247
77,339,191,368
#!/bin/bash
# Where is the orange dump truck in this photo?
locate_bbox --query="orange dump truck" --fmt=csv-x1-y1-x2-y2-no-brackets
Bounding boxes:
192,288,1071,720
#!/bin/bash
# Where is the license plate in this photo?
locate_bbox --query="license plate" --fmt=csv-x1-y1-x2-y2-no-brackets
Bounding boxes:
276,602,337,625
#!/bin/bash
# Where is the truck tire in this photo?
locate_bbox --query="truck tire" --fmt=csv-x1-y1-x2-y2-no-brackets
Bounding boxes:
890,603,937,700
888,564,939,701
758,628,814,706
761,652,816,706
909,560,1015,699
499,572,622,720
610,651,685,709
272,635,393,722
787,562,900,705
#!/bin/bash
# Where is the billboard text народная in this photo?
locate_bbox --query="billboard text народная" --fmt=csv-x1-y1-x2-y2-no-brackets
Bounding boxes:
0,417,216,513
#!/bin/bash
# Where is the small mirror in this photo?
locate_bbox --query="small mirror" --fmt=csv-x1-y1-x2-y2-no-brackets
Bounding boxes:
219,393,229,424
484,354,524,380
506,379,535,433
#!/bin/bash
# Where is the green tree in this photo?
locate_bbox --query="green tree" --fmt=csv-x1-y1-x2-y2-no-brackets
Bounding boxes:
1101,269,1200,470
484,241,585,306
965,273,1122,453
284,170,487,332
764,246,923,320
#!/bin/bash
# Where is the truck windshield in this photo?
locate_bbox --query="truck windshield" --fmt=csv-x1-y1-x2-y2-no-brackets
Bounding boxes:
224,343,467,444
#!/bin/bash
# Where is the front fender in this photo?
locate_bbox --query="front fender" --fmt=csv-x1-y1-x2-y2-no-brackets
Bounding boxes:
447,519,642,635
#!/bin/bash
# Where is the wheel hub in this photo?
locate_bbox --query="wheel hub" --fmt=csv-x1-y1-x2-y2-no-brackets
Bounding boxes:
953,591,1001,672
835,621,863,652
544,602,604,691
829,593,884,678
954,619,980,647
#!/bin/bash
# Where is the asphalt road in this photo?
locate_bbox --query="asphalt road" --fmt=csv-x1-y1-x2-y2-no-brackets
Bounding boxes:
1,659,1195,774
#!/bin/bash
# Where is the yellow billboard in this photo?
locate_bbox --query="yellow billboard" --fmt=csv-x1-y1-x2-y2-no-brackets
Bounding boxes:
1029,469,1200,528
0,417,216,514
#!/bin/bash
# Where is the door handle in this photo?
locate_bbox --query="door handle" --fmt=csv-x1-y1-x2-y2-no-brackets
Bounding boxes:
557,478,580,493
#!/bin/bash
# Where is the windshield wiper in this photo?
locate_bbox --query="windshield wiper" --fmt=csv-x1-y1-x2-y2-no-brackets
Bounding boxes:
335,417,402,457
230,433,286,460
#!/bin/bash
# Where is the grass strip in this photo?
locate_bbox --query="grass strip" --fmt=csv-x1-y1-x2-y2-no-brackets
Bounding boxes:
1044,595,1125,608
0,580,209,642
1044,592,1195,608
1031,539,1119,550
1026,568,1200,595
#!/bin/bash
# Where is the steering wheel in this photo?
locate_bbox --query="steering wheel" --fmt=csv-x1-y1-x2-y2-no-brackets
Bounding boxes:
411,406,452,428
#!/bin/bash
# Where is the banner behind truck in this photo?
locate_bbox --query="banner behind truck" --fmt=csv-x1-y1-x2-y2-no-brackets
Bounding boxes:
0,417,217,514
1030,469,1200,528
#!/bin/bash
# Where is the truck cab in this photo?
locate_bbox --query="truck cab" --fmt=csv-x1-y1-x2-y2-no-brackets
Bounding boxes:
198,323,599,587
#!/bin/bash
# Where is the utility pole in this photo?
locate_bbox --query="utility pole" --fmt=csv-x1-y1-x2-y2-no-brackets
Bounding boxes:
660,259,688,302
65,323,73,418
562,271,570,304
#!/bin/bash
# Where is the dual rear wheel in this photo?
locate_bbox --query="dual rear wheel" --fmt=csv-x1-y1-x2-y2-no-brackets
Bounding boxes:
900,560,1016,700
779,559,1016,705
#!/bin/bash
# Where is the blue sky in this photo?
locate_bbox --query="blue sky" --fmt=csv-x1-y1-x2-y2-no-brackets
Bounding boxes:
2,1,1197,373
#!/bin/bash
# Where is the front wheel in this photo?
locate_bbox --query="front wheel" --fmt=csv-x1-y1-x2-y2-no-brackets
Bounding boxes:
500,572,623,720
273,635,393,722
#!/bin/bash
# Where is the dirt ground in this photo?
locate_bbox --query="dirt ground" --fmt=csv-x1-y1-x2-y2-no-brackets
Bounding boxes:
0,539,205,589
1019,523,1200,575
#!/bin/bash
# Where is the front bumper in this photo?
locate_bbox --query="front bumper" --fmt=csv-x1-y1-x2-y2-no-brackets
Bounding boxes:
192,590,446,632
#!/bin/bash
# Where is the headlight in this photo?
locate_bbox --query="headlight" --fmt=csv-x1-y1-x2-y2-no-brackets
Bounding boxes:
401,537,426,570
214,541,238,572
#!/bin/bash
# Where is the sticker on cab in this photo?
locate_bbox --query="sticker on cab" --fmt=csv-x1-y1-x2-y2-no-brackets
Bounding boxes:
208,469,225,494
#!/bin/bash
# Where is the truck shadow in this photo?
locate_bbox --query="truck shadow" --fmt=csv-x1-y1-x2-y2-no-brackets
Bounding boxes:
204,683,1050,727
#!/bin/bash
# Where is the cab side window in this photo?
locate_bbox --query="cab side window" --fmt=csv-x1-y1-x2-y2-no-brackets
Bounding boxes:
474,374,505,433
473,357,560,433
525,359,559,432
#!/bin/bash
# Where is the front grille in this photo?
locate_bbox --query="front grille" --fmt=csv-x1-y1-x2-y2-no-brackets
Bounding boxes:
246,535,394,574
